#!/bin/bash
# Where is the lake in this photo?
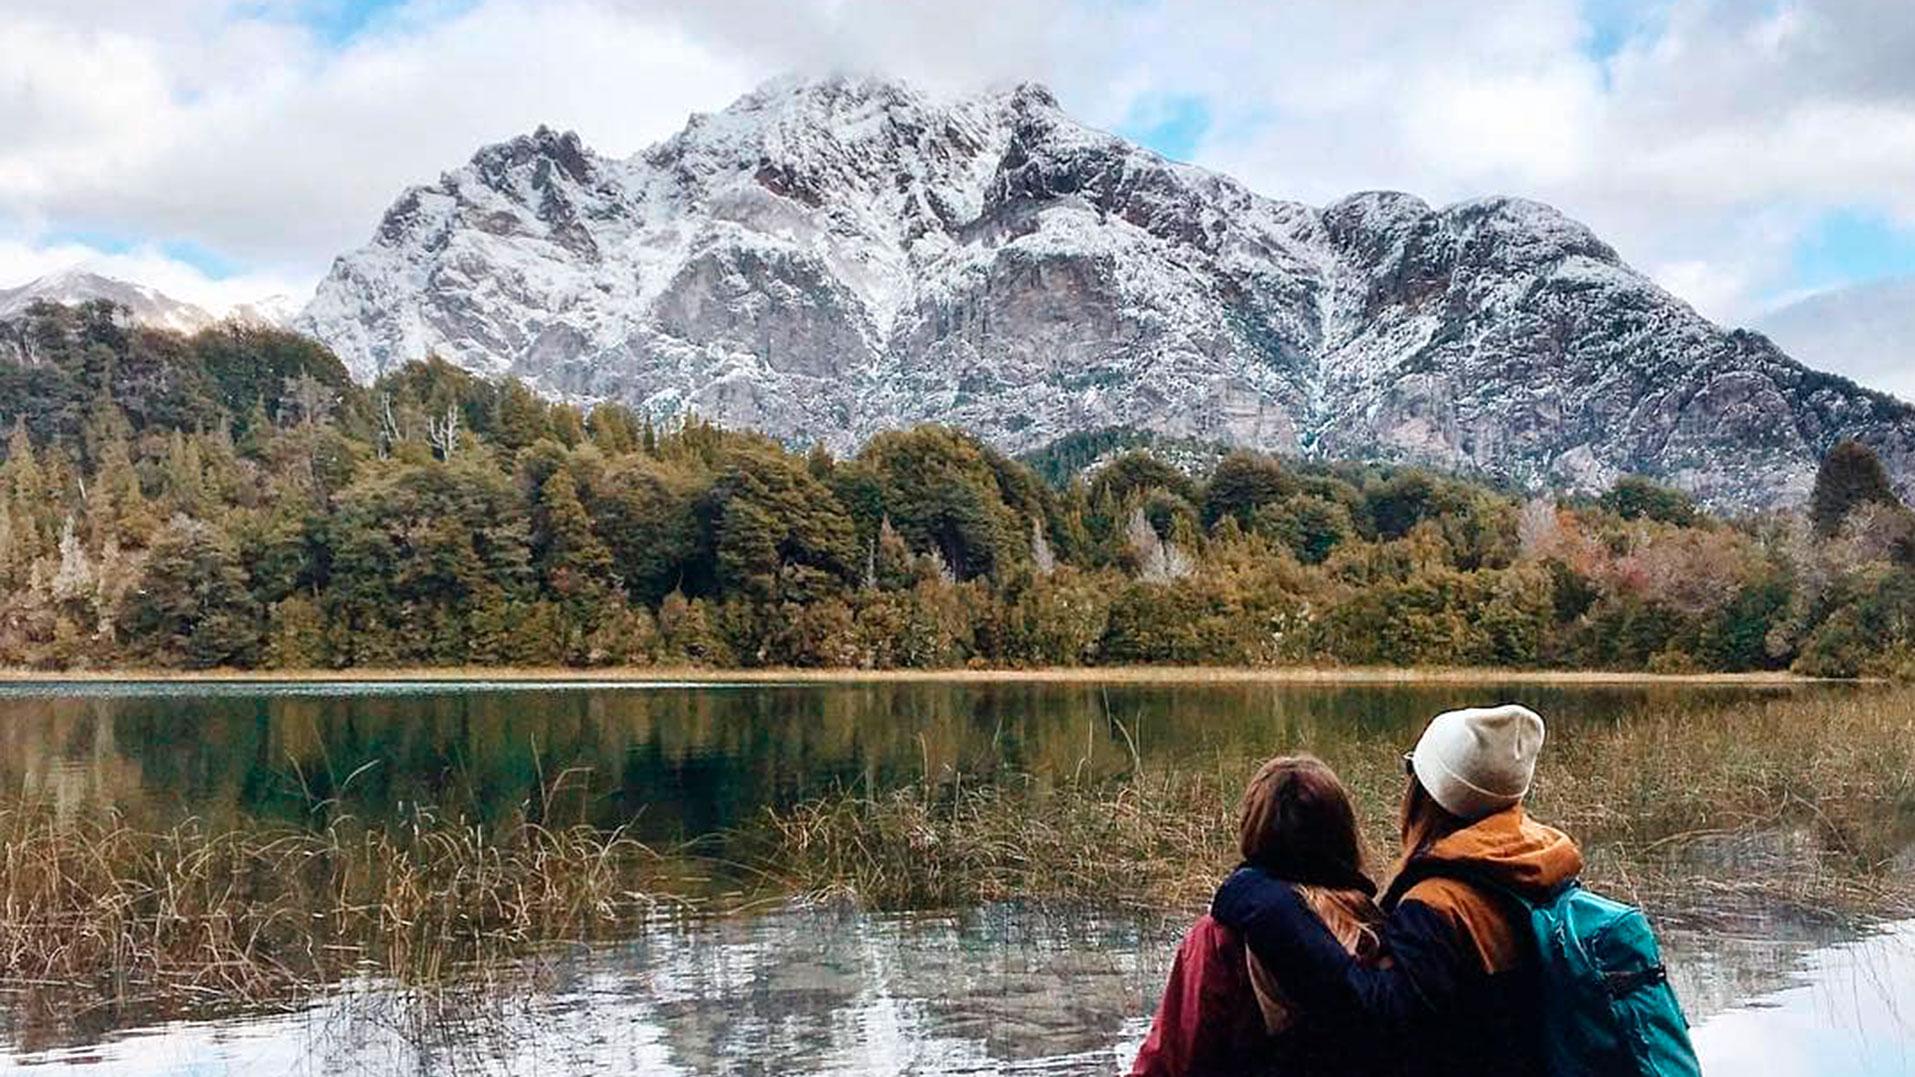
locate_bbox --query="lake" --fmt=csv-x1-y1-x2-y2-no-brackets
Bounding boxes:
0,677,1908,1074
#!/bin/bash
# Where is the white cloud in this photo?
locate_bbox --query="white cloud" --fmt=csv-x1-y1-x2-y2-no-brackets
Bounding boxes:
0,0,757,300
1648,260,1751,321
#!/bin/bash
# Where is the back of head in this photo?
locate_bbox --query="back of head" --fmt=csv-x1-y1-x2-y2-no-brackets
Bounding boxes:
1409,704,1545,821
1238,754,1372,893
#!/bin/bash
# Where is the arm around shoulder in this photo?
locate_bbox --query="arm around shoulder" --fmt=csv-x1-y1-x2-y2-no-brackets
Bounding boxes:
1212,868,1473,1034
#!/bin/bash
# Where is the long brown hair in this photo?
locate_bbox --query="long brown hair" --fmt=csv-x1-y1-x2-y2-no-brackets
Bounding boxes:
1395,774,1467,878
1237,754,1373,894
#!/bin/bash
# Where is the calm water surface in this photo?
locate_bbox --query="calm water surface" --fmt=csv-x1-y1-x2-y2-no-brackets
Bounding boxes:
0,679,1907,1074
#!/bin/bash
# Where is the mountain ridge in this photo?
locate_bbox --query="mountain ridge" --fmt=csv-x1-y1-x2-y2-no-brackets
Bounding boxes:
0,269,297,333
0,269,221,334
295,73,1915,509
1757,277,1915,405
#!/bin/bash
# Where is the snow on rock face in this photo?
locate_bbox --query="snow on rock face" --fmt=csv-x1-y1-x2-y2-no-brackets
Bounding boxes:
297,74,1915,509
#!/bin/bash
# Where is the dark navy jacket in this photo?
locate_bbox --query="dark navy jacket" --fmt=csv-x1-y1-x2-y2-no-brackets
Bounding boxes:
1212,807,1583,1077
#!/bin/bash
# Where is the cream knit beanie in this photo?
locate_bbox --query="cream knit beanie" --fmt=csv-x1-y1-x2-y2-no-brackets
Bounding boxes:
1410,704,1545,820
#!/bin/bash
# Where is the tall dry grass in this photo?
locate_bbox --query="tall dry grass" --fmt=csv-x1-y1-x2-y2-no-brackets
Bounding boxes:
0,805,689,1020
762,769,1240,910
759,687,1915,917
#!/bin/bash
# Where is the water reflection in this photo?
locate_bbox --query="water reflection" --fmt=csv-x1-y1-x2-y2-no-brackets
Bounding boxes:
0,680,1812,845
1688,918,1915,1076
1,904,1907,1076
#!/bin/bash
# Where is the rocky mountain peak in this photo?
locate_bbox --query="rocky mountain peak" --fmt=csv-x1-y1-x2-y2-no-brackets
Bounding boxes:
296,73,1915,509
1002,80,1062,113
469,125,596,188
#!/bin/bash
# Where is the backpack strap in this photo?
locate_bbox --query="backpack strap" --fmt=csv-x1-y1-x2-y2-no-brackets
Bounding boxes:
1602,963,1669,998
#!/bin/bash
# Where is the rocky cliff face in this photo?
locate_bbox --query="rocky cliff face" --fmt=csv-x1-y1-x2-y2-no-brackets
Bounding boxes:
298,74,1915,508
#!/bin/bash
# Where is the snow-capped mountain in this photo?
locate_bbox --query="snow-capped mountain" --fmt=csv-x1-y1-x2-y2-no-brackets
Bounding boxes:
0,269,221,334
0,270,299,333
299,74,1915,508
228,293,302,329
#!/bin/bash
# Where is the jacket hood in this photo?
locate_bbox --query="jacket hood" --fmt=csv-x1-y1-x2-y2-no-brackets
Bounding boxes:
1421,806,1582,897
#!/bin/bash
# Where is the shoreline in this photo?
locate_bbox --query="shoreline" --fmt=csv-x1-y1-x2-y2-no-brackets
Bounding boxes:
0,665,1848,687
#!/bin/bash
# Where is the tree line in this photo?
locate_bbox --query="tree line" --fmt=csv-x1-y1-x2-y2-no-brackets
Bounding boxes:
3,299,1912,676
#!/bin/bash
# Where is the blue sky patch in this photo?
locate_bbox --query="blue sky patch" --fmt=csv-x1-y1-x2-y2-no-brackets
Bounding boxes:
44,229,238,279
236,0,434,46
1789,208,1915,295
1579,0,1672,84
1118,94,1212,163
302,0,407,44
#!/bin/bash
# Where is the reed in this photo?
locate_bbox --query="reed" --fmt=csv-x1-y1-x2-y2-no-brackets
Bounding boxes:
758,687,1915,918
761,768,1240,911
0,804,690,1021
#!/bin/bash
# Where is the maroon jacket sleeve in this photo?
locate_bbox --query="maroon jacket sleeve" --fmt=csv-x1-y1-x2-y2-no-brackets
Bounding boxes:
1131,915,1260,1077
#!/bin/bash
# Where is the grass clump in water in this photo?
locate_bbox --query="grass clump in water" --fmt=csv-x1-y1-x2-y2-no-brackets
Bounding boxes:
760,687,1915,919
763,769,1240,911
0,806,689,1025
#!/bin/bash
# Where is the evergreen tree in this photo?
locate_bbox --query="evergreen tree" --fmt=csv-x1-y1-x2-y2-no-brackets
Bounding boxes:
1254,494,1354,565
1810,439,1901,537
705,446,857,603
547,405,585,447
856,427,1024,580
586,402,639,454
0,422,51,566
123,515,261,668
161,431,208,516
533,464,615,651
0,501,17,590
1091,451,1199,509
1600,476,1699,526
591,455,701,605
495,381,547,454
1202,452,1295,527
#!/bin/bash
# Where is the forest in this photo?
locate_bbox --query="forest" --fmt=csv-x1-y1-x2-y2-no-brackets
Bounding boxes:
2,299,1913,676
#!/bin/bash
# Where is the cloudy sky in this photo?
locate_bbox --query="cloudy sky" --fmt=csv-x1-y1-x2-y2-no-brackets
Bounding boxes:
4,0,1914,387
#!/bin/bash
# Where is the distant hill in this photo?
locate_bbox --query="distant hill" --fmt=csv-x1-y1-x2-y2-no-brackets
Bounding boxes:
0,269,296,334
1757,277,1915,405
0,269,221,334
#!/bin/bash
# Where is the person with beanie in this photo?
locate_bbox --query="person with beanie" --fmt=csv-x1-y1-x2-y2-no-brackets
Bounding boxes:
1210,705,1584,1077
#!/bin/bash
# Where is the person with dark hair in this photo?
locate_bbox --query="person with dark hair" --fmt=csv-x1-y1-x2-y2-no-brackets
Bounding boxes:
1211,706,1583,1077
1130,755,1388,1077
